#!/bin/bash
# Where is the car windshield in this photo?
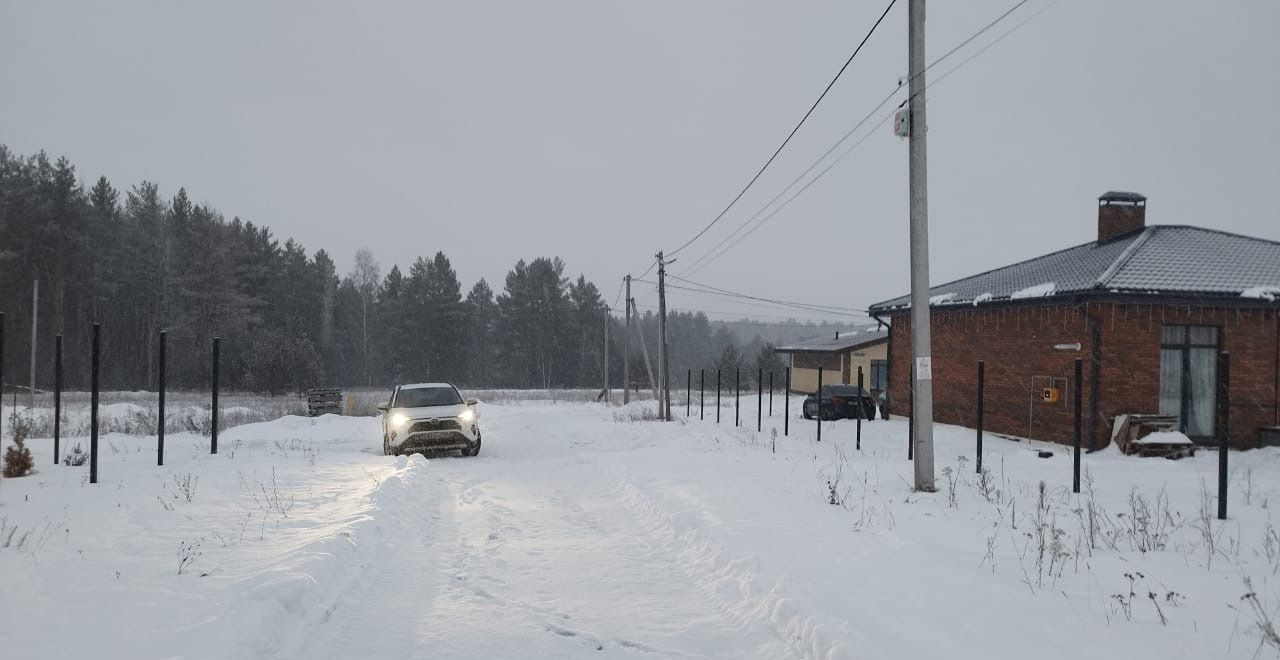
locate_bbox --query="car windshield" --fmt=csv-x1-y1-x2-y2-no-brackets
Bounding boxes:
821,386,865,397
394,386,463,408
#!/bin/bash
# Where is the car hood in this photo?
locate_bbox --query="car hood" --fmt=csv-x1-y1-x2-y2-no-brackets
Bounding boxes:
393,404,469,419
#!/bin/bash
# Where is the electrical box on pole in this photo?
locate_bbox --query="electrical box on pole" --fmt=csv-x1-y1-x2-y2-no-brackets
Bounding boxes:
893,106,910,138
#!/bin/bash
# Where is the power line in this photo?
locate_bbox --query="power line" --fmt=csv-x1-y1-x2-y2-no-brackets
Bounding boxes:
668,274,869,314
664,285,866,318
633,303,862,326
683,110,895,277
634,277,871,319
665,0,899,258
636,257,658,281
917,0,1031,91
611,278,626,310
679,85,902,276
680,0,1055,276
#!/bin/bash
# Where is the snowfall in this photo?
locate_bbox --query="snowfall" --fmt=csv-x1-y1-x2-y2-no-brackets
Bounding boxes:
3,396,1280,659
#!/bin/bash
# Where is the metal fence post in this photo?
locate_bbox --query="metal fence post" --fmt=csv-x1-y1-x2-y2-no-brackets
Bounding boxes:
54,334,62,464
757,367,763,432
716,369,721,424
856,366,863,451
769,371,774,416
700,369,705,420
211,336,220,455
1217,351,1230,520
735,368,740,427
816,366,823,443
1073,358,1083,494
687,369,691,417
976,360,985,474
158,330,166,466
90,323,100,484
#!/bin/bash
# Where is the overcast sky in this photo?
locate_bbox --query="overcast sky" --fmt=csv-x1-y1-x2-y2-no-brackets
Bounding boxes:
3,0,1277,326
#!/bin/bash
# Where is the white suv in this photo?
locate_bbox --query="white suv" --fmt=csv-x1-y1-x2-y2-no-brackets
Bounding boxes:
379,383,482,457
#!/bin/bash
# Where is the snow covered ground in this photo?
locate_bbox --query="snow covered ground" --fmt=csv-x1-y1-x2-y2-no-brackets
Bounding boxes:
3,398,1280,659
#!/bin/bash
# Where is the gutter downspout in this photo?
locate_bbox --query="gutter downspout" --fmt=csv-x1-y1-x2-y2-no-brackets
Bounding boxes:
1080,301,1104,451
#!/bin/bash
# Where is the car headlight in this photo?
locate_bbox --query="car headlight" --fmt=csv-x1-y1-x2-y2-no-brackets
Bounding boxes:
458,408,475,423
390,413,410,429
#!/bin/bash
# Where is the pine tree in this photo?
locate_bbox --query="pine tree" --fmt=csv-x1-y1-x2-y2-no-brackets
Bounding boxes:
464,279,497,386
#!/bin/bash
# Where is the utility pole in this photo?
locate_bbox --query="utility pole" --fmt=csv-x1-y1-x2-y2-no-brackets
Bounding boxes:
907,0,936,492
29,278,38,409
632,298,660,402
656,251,672,421
603,304,610,404
623,275,631,404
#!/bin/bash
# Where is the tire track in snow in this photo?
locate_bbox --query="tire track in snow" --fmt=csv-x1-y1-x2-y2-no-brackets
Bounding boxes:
230,454,438,659
435,463,742,657
609,474,854,660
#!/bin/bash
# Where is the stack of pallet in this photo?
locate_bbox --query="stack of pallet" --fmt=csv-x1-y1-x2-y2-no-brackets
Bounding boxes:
1111,414,1195,459
306,388,344,417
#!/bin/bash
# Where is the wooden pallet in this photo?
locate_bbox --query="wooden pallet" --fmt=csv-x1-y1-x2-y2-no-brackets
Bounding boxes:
306,388,344,417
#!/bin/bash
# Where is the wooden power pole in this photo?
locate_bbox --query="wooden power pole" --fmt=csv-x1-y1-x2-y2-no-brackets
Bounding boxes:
623,275,631,404
656,252,672,421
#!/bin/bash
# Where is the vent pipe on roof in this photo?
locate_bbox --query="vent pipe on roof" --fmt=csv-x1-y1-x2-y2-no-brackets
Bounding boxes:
1098,191,1146,243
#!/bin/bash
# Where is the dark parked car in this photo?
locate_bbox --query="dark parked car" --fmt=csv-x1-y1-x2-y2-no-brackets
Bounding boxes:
802,385,877,421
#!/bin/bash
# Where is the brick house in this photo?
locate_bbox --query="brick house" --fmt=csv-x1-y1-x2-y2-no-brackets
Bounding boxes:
775,328,888,395
868,192,1280,449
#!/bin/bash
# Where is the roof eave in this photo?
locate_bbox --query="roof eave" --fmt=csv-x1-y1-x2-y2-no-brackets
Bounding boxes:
869,289,1280,315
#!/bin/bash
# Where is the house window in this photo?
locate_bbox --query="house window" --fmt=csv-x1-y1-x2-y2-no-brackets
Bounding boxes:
870,360,889,391
1159,325,1219,439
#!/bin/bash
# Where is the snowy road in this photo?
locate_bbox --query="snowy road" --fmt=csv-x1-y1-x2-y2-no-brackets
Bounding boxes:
6,399,1280,659
300,413,778,659
298,409,773,654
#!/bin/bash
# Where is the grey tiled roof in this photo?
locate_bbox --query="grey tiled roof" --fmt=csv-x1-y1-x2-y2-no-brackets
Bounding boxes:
775,327,888,354
869,226,1280,312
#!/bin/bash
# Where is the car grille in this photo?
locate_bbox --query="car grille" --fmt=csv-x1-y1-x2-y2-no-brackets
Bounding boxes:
408,419,461,434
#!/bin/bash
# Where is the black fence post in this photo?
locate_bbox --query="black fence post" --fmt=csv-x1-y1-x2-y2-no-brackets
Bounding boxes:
856,366,863,451
769,372,774,416
700,369,705,420
1073,358,1083,494
976,360,985,474
816,366,823,443
756,368,762,432
211,336,220,455
90,323,100,484
158,330,166,466
716,369,721,424
54,334,62,465
735,368,740,427
784,367,790,437
1218,351,1230,520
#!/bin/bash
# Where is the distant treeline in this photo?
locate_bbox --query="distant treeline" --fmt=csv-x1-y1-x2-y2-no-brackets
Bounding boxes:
0,146,828,394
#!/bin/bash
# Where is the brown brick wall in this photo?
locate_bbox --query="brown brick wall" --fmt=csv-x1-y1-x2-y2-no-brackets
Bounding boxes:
886,302,1279,448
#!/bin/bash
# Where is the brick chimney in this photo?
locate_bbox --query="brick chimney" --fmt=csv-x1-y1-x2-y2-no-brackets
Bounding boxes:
1097,191,1147,243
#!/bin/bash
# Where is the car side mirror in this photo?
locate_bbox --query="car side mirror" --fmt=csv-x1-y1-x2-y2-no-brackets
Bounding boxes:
377,403,389,412
465,398,479,406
